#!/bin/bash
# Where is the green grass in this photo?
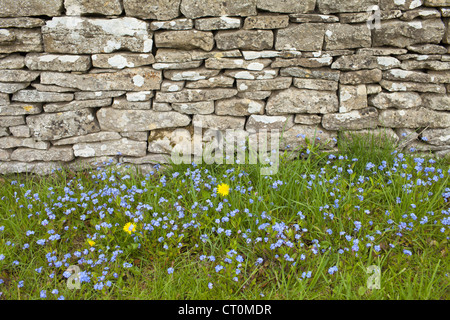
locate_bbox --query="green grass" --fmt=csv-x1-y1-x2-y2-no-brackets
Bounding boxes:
0,133,449,300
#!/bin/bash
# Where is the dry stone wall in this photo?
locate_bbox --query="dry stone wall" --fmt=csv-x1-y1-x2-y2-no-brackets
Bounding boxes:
0,0,449,174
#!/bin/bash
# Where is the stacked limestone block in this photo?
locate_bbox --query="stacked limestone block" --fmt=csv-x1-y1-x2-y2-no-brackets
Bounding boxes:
0,0,449,175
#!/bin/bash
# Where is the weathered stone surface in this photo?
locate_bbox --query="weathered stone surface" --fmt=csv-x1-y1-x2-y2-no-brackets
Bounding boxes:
400,60,450,70
43,99,111,112
126,91,154,101
0,29,43,54
0,137,49,149
171,101,214,114
422,128,450,146
442,8,450,17
155,88,237,103
0,148,11,160
380,108,450,128
92,53,154,69
324,24,371,50
237,91,271,100
246,115,294,132
373,19,445,48
153,102,172,111
195,17,241,30
0,54,25,69
401,8,441,21
380,0,423,10
0,103,42,115
444,19,450,44
237,78,292,91
155,30,214,51
205,58,271,71
341,128,399,145
164,68,220,81
120,131,148,141
42,17,153,54
339,10,402,23
151,19,193,31
224,69,278,80
380,80,446,93
11,146,74,161
276,24,325,51
366,84,382,95
0,115,25,127
0,93,8,105
294,114,322,125
64,0,123,16
148,127,193,154
153,60,202,70
340,69,382,84
12,90,73,103
123,0,181,20
243,15,289,29
216,98,264,116
289,13,338,23
185,76,234,88
155,49,241,63
293,78,338,91
0,162,61,175
339,85,367,113
41,68,161,91
0,70,39,82
242,50,301,60
317,0,378,13
180,0,257,19
193,115,246,130
161,81,184,92
421,94,450,110
216,30,273,50
407,44,448,55
271,56,333,68
9,125,30,137
53,131,121,145
266,88,339,115
25,53,91,72
74,90,125,100
0,0,63,17
397,53,442,61
280,67,340,81
0,18,45,28
121,154,169,164
322,108,379,131
357,47,408,56
332,55,401,70
0,83,29,94
279,125,337,150
370,92,422,109
31,83,77,93
73,138,146,157
423,0,450,5
97,108,191,131
256,0,314,13
384,69,450,83
27,109,100,140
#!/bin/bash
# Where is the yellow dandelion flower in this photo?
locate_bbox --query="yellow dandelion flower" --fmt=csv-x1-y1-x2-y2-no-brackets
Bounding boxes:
217,183,230,197
87,240,95,246
123,222,137,234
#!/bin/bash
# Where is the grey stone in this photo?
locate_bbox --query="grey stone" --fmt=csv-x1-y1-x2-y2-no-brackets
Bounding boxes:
0,149,11,160
322,108,379,131
124,0,181,20
236,78,292,91
111,98,151,110
120,131,149,141
424,0,450,5
246,115,294,133
185,75,234,88
180,0,257,19
0,83,29,94
52,131,121,145
338,10,402,23
148,127,193,154
121,154,169,164
380,80,446,93
0,103,42,115
155,30,214,51
171,101,214,114
31,83,77,93
42,17,153,54
26,109,100,140
161,80,184,92
275,24,325,51
73,138,147,157
25,53,91,72
0,0,63,17
370,92,422,109
379,107,450,128
9,125,30,137
324,24,372,50
339,85,368,113
422,128,450,146
373,19,445,48
256,0,315,13
356,47,408,55
126,91,154,101
96,108,191,131
340,69,382,84
400,60,450,70
366,84,382,95
280,67,340,81
317,0,379,13
0,93,8,105
0,70,39,82
289,13,339,23
380,0,423,10
293,78,338,91
64,0,123,16
271,56,333,68
216,98,264,116
205,58,272,71
0,54,25,69
151,19,193,31
242,50,301,60
153,61,202,70
43,99,112,112
294,114,322,125
74,91,125,100
383,69,450,83
243,15,289,29
407,44,448,54
41,68,162,91
195,17,241,30
0,18,45,28
279,125,337,150
12,90,73,103
155,88,238,103
164,68,220,81
224,69,278,80
237,91,272,100
155,49,241,63
0,137,49,149
0,162,61,175
332,55,401,70
92,53,155,69
11,146,74,161
216,30,273,50
0,29,41,54
193,115,246,130
153,102,172,111
266,88,339,115
0,116,25,127
420,93,450,110
401,8,441,20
